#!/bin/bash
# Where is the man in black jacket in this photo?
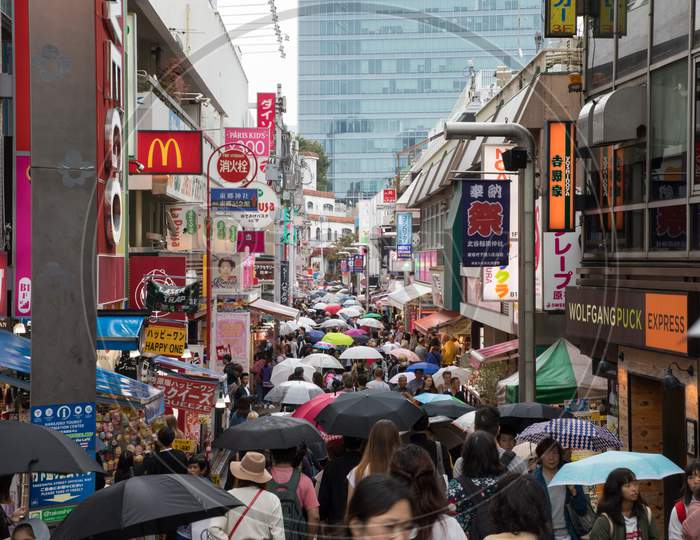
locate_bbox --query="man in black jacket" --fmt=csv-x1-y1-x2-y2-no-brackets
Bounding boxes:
145,427,188,475
318,437,363,524
408,415,453,480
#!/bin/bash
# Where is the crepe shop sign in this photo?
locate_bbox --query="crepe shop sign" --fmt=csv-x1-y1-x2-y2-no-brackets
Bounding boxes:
150,374,217,414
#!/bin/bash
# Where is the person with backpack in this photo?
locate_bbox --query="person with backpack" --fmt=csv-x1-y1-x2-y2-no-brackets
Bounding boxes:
447,431,505,538
269,447,320,540
669,461,700,540
589,468,658,540
533,437,589,540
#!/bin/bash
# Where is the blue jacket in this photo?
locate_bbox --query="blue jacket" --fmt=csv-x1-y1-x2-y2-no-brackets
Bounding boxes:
534,465,588,540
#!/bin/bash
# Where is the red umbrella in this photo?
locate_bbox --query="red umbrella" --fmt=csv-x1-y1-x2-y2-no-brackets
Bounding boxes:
292,392,344,428
324,304,342,315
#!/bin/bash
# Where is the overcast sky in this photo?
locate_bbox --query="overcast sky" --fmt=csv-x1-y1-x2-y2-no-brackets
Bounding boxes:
218,0,299,130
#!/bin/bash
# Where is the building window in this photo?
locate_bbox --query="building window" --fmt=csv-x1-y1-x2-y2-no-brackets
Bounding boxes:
323,203,334,212
650,205,687,251
334,230,338,241
342,228,352,237
617,0,649,78
327,228,332,241
652,0,688,63
307,201,314,211
315,227,321,241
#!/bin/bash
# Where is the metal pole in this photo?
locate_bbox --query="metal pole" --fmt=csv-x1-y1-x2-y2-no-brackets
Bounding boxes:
444,121,537,403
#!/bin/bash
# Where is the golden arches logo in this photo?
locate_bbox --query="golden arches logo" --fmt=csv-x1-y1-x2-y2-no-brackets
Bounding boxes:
147,138,182,169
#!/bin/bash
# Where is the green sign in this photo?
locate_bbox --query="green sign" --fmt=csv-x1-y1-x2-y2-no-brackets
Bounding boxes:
29,505,77,523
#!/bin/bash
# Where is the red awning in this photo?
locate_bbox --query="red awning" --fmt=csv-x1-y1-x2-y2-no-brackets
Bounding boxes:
414,310,462,334
468,339,518,369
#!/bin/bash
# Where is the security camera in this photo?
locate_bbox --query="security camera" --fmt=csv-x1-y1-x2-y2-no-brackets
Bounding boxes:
130,160,145,173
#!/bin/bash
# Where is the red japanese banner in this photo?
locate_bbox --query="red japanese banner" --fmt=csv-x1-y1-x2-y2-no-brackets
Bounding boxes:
257,93,276,151
151,373,217,414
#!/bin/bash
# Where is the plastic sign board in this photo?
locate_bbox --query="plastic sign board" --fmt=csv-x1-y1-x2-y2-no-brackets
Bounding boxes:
30,402,96,520
396,212,413,259
231,182,279,229
172,438,197,453
137,131,203,175
151,373,217,414
547,122,576,231
217,147,257,185
482,242,518,302
542,231,581,311
211,189,258,211
483,144,518,241
142,324,187,357
225,127,270,158
461,180,510,267
383,188,397,204
257,92,276,151
545,0,577,38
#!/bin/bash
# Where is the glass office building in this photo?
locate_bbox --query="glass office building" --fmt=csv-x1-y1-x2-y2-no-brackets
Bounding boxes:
298,0,543,200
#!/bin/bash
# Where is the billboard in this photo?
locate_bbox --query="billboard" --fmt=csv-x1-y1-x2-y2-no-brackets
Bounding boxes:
461,180,510,267
547,122,576,231
396,212,413,258
136,131,203,175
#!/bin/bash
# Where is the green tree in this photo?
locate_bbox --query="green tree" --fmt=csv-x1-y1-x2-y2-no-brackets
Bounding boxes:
297,136,330,192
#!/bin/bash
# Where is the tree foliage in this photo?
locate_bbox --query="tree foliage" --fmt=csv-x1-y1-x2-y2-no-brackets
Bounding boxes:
297,136,330,192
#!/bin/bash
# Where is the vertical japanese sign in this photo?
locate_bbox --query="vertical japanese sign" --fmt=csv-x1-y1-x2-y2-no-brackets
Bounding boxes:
396,212,413,258
212,310,250,371
280,261,290,305
352,255,365,273
542,230,581,311
257,92,276,152
482,254,519,301
545,0,577,38
547,122,576,232
14,155,32,316
340,259,348,273
483,144,518,241
461,180,510,267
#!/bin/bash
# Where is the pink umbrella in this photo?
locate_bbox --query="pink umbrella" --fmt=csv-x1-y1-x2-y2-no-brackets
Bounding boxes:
345,328,368,337
389,348,421,363
292,392,344,428
324,304,342,315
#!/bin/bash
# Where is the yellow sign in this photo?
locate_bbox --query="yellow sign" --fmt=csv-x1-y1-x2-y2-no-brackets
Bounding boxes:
545,0,577,38
143,325,186,357
172,438,197,453
596,0,627,38
148,138,182,169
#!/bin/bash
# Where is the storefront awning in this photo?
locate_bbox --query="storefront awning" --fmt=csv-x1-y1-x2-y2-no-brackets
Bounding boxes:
414,310,463,334
0,331,164,422
152,356,226,382
248,298,299,321
97,315,146,351
468,338,518,369
387,282,432,309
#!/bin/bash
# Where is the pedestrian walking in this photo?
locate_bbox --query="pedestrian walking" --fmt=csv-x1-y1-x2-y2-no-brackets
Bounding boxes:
10,519,50,540
485,473,551,540
415,338,429,361
187,454,210,478
229,396,252,428
425,345,442,366
346,419,400,499
441,335,458,366
409,414,453,482
113,450,135,483
318,436,363,525
234,372,252,407
393,374,410,393
407,368,425,394
144,427,188,475
366,368,390,391
669,461,700,540
0,475,24,540
416,374,437,395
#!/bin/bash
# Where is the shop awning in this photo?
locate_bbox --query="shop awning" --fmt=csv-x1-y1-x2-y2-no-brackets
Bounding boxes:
414,310,463,334
152,356,226,382
97,315,146,351
468,339,518,369
0,331,164,422
248,298,299,321
387,282,432,309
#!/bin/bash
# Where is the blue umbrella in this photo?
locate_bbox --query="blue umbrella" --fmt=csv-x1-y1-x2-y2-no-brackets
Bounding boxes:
549,451,684,487
413,393,453,404
407,362,439,375
306,329,325,343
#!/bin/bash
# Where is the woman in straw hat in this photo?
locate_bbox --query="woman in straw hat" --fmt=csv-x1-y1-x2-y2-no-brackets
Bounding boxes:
208,452,285,540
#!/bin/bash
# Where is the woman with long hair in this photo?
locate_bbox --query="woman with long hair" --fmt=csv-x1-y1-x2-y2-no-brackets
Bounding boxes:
486,473,551,540
589,468,658,540
346,419,400,500
419,375,437,394
669,460,700,540
113,450,135,483
389,444,465,540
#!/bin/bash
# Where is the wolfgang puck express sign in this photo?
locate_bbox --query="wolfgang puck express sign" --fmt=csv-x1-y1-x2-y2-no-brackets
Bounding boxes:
566,287,692,355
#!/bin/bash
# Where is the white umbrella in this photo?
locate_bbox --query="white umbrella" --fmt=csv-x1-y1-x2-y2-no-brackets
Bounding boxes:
452,410,477,433
343,299,360,307
279,320,299,336
338,307,362,318
358,318,384,330
264,381,325,405
270,358,315,386
301,353,344,370
298,316,317,328
389,371,416,384
339,346,384,361
321,294,339,303
312,302,327,310
380,342,399,353
434,367,472,386
513,441,537,462
318,318,349,329
339,288,349,294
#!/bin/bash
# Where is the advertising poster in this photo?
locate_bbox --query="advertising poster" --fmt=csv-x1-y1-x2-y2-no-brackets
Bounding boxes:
396,212,413,258
461,180,510,267
542,230,581,311
212,310,250,370
211,253,243,293
482,242,518,302
211,216,238,254
165,205,205,252
225,127,270,178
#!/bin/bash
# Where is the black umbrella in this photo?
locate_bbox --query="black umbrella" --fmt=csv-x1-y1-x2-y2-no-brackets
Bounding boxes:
51,474,241,540
316,390,423,438
498,402,574,432
0,420,104,476
212,415,324,452
421,400,475,420
353,334,370,345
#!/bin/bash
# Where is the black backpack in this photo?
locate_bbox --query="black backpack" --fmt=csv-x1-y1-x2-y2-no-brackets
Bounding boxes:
268,468,307,540
456,476,499,540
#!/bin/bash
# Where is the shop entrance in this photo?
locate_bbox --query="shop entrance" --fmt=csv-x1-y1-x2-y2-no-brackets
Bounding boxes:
629,375,685,539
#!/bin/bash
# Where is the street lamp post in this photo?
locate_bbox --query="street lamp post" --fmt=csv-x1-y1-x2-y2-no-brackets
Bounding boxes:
352,242,370,312
443,121,537,403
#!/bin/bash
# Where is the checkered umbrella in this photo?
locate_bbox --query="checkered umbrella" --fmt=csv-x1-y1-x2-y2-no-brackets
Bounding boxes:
516,418,621,451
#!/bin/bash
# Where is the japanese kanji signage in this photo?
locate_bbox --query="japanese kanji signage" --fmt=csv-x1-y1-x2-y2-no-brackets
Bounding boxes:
143,324,187,357
280,261,290,305
542,231,581,311
352,255,365,273
254,261,274,281
217,147,257,185
482,244,518,302
151,373,217,414
396,212,413,258
461,179,511,267
383,188,397,204
483,144,518,241
257,92,276,151
137,131,203,175
211,188,258,211
547,121,576,232
545,0,577,38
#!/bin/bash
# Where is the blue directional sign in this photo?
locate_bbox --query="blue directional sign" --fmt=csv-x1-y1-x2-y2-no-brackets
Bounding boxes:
211,188,258,211
396,212,412,259
30,402,96,514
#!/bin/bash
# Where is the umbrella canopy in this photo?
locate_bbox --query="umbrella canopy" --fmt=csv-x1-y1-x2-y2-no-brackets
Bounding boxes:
361,313,382,319
305,329,325,343
291,392,344,427
321,294,339,303
318,318,349,330
353,335,370,345
312,302,327,310
0,421,105,476
313,341,336,350
213,415,324,452
550,451,684,487
270,358,315,386
407,362,439,375
265,381,325,405
358,318,384,330
279,320,299,336
499,402,573,422
434,366,471,385
389,371,416,384
421,399,475,420
516,418,622,451
452,410,477,433
428,417,467,450
413,393,454,405
316,390,424,438
339,346,384,361
345,328,367,337
380,342,400,353
323,332,354,346
513,441,538,462
51,474,242,540
324,304,342,315
298,316,317,328
338,307,363,318
389,348,421,363
302,353,344,370
343,299,360,307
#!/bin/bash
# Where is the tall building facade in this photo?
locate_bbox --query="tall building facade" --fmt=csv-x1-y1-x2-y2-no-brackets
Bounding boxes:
298,0,542,200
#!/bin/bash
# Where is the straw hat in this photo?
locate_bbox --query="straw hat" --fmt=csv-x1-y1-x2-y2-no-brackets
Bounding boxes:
229,452,272,484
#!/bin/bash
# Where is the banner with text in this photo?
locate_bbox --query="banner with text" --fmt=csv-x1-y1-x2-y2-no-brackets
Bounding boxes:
461,180,510,267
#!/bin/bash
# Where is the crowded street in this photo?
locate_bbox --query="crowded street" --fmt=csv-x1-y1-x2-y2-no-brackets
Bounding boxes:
0,0,699,539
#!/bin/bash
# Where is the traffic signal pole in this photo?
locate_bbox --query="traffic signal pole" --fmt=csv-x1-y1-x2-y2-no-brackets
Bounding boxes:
444,122,537,403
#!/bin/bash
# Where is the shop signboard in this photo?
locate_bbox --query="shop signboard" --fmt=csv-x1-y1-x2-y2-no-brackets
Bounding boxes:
14,155,31,316
257,92,276,151
211,188,258,211
151,373,217,414
382,188,396,205
352,255,364,273
136,131,203,175
217,147,257,185
142,324,187,357
225,127,271,158
542,231,581,311
340,259,349,273
430,268,444,307
280,261,290,305
254,261,274,281
30,402,96,521
212,310,250,370
145,281,200,313
396,212,413,258
230,182,279,229
211,217,239,254
545,0,577,37
461,179,510,267
483,144,518,241
482,243,518,301
547,122,576,232
172,438,197,453
237,231,265,253
212,254,243,293
129,255,186,311
595,0,627,38
166,205,205,252
565,287,692,355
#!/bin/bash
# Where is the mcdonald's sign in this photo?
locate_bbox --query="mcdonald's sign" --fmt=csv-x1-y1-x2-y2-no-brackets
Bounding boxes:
137,130,203,174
